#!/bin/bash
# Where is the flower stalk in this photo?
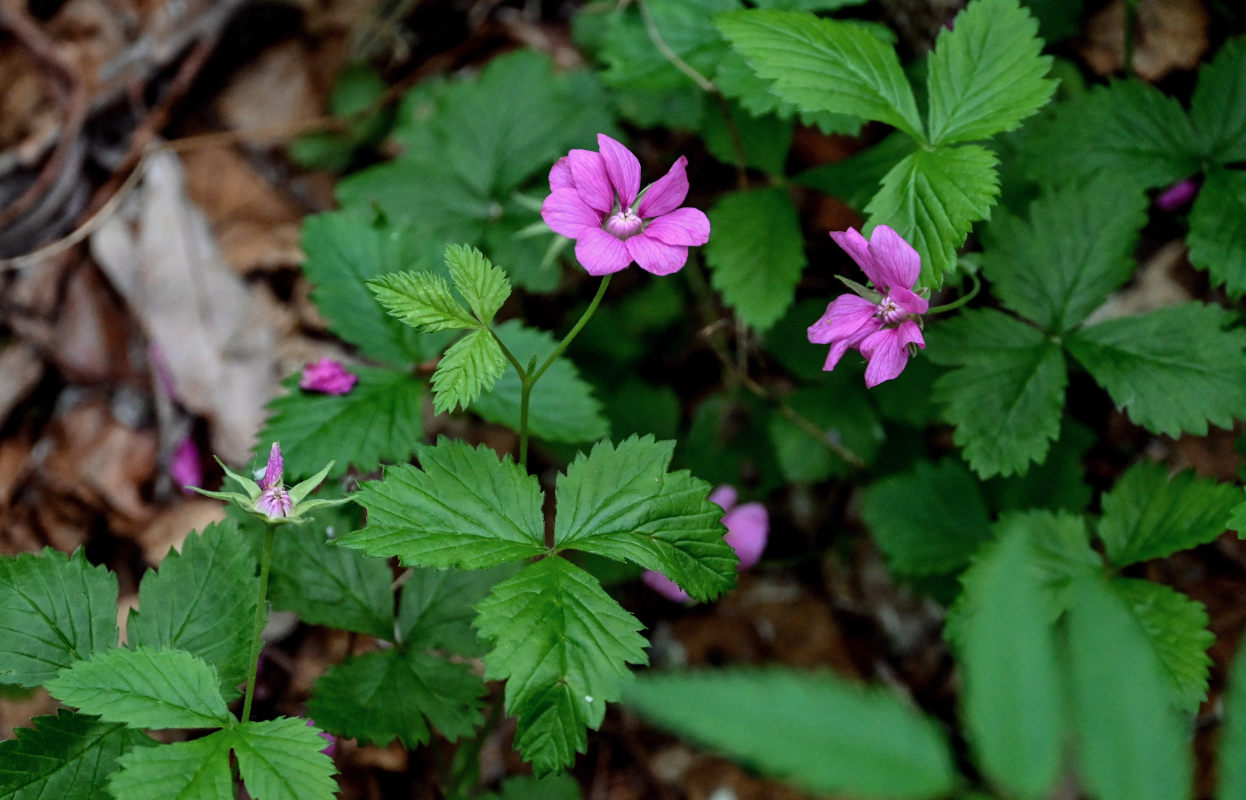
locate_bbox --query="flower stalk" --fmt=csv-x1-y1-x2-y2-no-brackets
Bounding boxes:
241,521,276,723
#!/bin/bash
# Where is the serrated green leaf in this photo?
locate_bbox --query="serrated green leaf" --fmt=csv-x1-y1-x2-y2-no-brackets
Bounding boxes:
268,508,394,640
1191,37,1246,165
981,174,1148,332
0,548,118,687
127,522,257,693
256,367,423,481
860,459,992,576
1065,574,1192,800
445,244,511,325
1028,81,1200,189
552,437,737,602
1219,621,1246,798
926,0,1054,145
480,774,583,800
1112,577,1213,713
623,668,957,798
46,648,230,730
1067,303,1246,437
341,439,545,569
397,564,517,655
984,418,1095,513
431,329,508,414
0,710,152,800
794,133,919,211
713,49,863,136
717,9,924,140
593,0,737,92
107,731,232,800
471,321,609,444
300,210,441,366
704,188,806,330
700,101,794,175
928,309,1067,477
1096,461,1239,567
476,558,648,774
1188,168,1246,298
957,527,1062,799
308,647,484,748
230,718,338,800
368,270,478,332
865,144,1000,287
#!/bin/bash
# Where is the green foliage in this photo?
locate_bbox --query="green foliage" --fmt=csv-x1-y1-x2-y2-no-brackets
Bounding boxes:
860,459,992,575
1064,575,1192,800
368,270,480,332
768,384,883,482
1188,168,1246,297
431,329,509,414
476,557,648,774
623,668,957,798
981,175,1148,333
230,719,338,800
984,419,1094,513
289,63,391,171
592,0,736,92
127,522,257,692
956,528,1062,799
480,774,583,800
398,565,516,655
712,49,862,135
0,710,152,800
794,133,918,210
108,731,233,800
928,309,1067,477
1219,629,1246,797
700,100,793,174
1066,303,1246,437
553,437,737,601
1097,461,1241,567
342,439,546,569
1113,577,1213,713
1190,37,1246,165
0,548,118,687
925,0,1054,145
704,188,807,330
446,243,511,326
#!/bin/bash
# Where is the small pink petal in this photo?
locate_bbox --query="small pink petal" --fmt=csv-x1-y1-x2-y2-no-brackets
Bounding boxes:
170,436,202,493
636,156,690,218
888,285,929,316
724,502,768,570
860,322,924,387
642,207,711,246
597,134,641,209
300,358,358,396
866,225,921,290
260,442,283,491
256,486,292,518
643,570,691,603
627,234,689,276
1156,179,1199,211
306,719,336,757
807,294,877,345
549,157,574,191
575,228,633,276
708,485,737,513
542,189,602,238
567,149,615,214
829,228,875,282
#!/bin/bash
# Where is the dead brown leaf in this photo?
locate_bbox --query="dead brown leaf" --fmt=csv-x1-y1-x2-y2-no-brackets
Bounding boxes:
1079,0,1210,80
0,343,44,429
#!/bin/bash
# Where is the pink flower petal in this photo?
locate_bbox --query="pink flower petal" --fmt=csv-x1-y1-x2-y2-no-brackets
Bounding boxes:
888,285,929,316
866,225,921,290
636,156,690,218
597,134,641,209
724,502,768,569
860,321,924,387
256,486,292,518
261,442,283,491
1156,179,1199,211
829,228,876,283
567,149,615,214
642,207,710,246
627,234,688,276
170,436,202,493
300,358,358,395
643,570,691,603
575,228,633,275
541,189,602,238
549,157,574,191
708,485,737,513
807,294,876,345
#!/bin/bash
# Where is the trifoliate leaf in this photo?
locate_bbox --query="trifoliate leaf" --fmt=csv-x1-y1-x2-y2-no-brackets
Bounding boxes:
704,188,806,330
0,548,117,687
1096,460,1239,567
368,270,478,332
256,368,423,481
475,558,648,774
107,731,233,800
1067,303,1246,437
445,244,511,326
1112,577,1213,714
1188,168,1246,298
928,309,1067,478
1027,81,1200,189
864,144,1000,287
308,648,485,748
956,527,1063,800
431,329,508,414
623,668,957,798
926,0,1054,145
981,174,1148,333
1065,574,1193,800
1191,37,1246,165
46,648,230,729
553,437,737,602
0,710,152,800
300,210,441,366
471,321,609,444
341,439,545,569
861,459,993,576
1219,619,1246,797
397,564,518,655
127,521,257,693
480,774,583,800
268,508,394,640
717,9,924,140
230,718,338,800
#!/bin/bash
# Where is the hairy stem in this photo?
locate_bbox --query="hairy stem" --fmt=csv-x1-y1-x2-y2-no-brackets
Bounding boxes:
241,523,277,723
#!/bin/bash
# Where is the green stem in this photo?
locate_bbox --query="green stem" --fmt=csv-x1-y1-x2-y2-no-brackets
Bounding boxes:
241,523,276,723
927,270,980,315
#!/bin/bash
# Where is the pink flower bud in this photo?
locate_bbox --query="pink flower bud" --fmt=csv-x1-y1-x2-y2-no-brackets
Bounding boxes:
300,358,358,395
1156,179,1199,212
170,435,203,493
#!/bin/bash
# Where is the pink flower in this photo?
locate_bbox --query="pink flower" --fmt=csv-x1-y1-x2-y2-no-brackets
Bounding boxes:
306,719,336,757
541,134,710,276
807,225,928,388
1156,179,1199,212
170,435,202,493
255,442,292,519
644,485,768,603
300,358,358,395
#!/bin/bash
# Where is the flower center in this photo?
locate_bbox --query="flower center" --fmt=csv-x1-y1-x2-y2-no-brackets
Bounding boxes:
604,208,644,239
876,295,906,325
256,487,292,519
